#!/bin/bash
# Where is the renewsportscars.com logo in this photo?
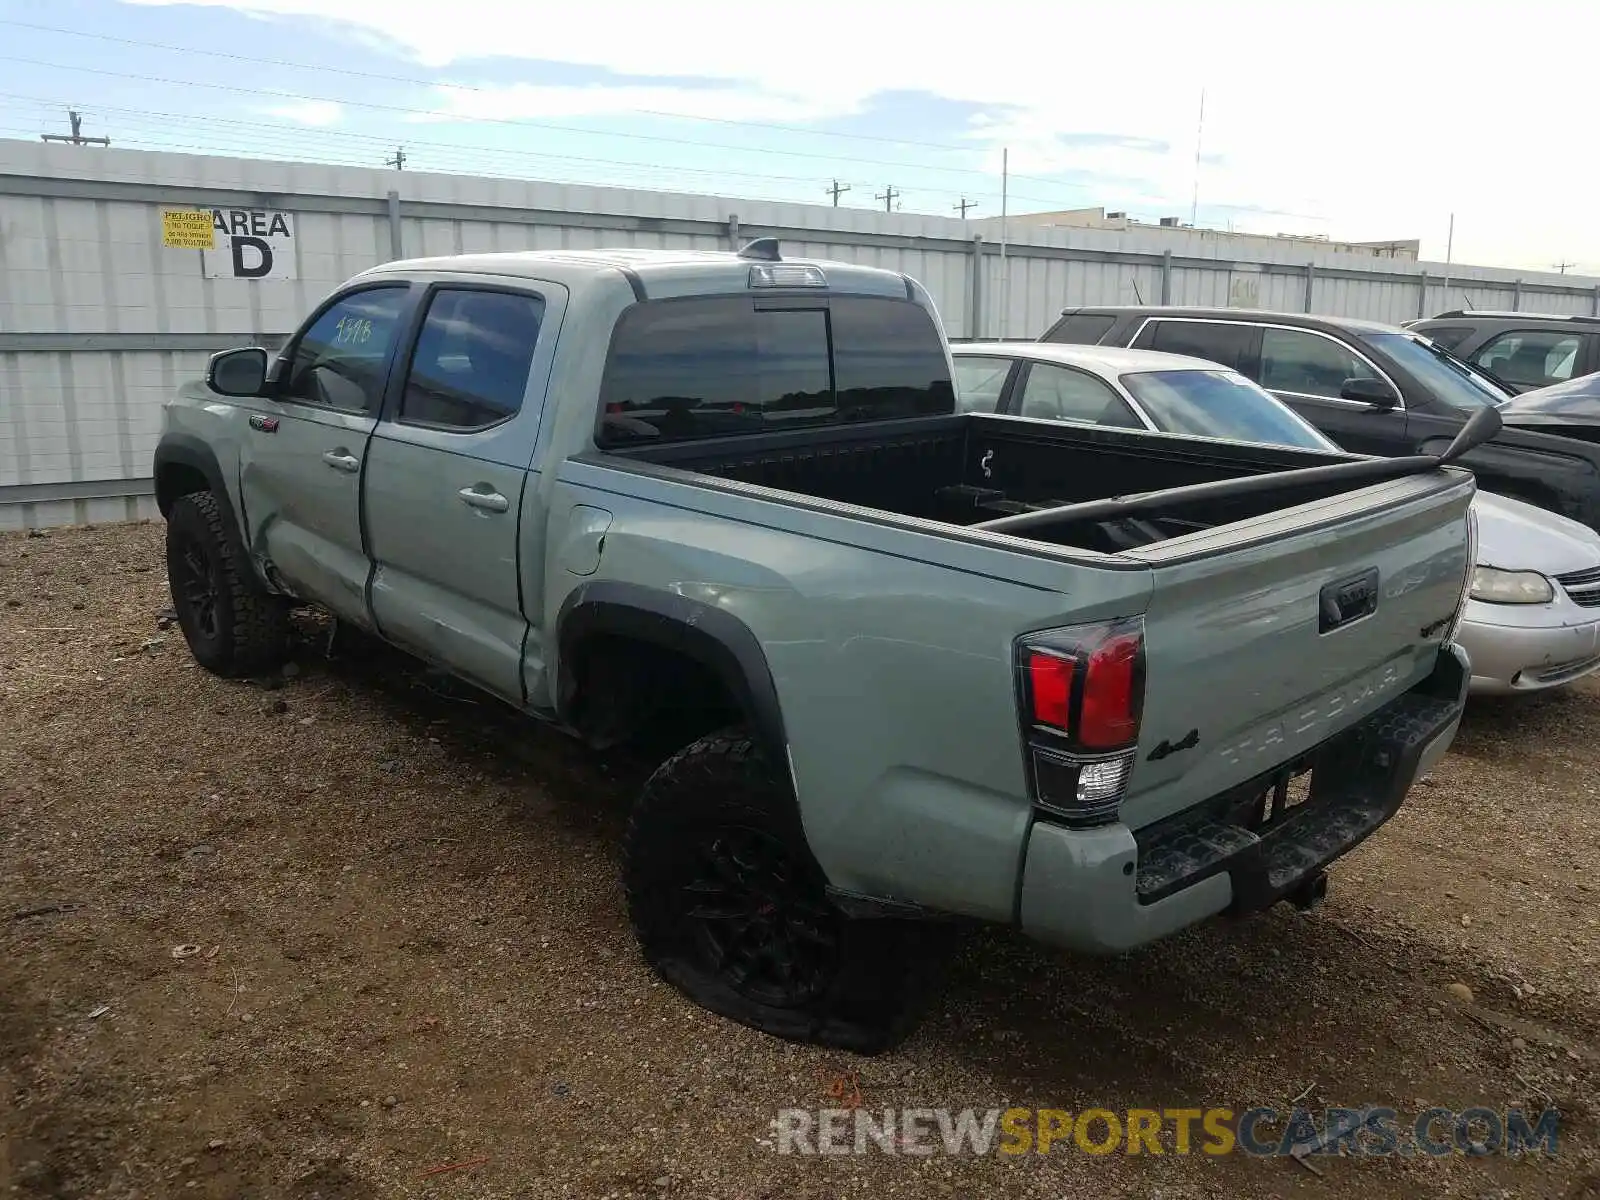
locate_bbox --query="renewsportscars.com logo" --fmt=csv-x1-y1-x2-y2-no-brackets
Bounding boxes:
768,1105,1561,1159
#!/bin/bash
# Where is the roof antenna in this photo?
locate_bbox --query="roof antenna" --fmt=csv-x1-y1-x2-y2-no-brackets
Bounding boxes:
736,237,781,262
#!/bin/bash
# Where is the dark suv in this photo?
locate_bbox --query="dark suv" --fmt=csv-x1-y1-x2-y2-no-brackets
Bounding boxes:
1409,310,1600,394
1040,305,1600,528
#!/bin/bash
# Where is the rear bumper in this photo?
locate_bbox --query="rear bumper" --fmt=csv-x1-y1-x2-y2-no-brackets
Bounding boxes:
1017,643,1469,953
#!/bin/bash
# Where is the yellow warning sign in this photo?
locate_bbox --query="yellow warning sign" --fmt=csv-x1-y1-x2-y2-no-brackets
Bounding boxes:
161,208,216,250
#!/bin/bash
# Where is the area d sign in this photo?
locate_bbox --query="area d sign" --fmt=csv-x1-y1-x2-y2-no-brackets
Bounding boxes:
201,208,297,280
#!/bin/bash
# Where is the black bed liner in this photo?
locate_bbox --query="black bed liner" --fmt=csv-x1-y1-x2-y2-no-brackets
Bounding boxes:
604,409,1494,548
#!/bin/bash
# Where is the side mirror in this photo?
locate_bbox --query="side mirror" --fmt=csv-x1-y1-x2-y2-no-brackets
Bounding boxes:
1340,376,1400,410
1438,401,1503,466
206,347,269,397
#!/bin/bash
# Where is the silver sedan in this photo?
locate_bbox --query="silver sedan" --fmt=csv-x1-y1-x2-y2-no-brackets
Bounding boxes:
951,341,1600,695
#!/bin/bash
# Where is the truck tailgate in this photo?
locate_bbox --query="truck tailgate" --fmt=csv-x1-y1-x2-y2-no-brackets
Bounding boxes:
1117,472,1474,831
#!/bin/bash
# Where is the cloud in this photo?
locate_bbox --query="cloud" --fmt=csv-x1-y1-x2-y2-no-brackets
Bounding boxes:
116,0,1600,266
408,82,858,127
260,99,343,126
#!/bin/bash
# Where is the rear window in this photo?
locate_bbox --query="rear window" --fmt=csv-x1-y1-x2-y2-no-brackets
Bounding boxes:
597,295,953,446
1045,313,1117,345
1133,319,1255,372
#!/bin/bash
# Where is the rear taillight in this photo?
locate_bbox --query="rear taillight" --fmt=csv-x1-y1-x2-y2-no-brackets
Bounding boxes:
1445,503,1479,646
1017,618,1145,828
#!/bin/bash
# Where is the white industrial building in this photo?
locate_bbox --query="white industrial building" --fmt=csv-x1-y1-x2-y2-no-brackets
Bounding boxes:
4,138,1599,529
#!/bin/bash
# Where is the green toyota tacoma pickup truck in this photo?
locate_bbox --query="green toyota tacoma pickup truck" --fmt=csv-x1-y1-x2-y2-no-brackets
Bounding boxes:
154,241,1490,1053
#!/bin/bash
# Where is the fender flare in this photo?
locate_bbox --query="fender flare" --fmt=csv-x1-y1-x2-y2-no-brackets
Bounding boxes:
555,581,788,763
153,433,238,528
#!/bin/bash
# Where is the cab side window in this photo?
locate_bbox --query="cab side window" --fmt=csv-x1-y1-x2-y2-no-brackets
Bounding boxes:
280,287,408,414
400,289,546,430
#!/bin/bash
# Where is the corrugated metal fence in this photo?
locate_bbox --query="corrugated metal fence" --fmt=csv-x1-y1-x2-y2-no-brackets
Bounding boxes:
5,139,1599,529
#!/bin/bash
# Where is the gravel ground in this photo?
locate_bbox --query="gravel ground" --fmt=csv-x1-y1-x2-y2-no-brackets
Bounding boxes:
1,520,1597,1200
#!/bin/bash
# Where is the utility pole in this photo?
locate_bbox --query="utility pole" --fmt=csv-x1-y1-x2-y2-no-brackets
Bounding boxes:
385,146,407,170
875,185,900,213
953,197,978,219
40,109,109,147
1439,212,1455,313
825,179,850,206
1553,260,1576,274
998,147,1009,339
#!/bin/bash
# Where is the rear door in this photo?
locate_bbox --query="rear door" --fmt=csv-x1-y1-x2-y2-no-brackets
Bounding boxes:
1117,471,1474,831
362,280,566,705
240,284,412,627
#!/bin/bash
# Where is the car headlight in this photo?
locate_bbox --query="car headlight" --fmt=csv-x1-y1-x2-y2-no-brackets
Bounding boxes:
1469,566,1555,604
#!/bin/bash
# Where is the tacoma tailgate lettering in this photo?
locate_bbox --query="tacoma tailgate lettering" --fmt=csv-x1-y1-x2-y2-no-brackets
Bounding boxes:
1216,657,1408,768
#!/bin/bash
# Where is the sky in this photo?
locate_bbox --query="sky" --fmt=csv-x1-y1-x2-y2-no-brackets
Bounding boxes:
0,0,1593,273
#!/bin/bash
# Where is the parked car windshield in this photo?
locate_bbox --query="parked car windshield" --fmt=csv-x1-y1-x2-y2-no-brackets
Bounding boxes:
1361,332,1510,411
1499,370,1600,423
1119,368,1339,451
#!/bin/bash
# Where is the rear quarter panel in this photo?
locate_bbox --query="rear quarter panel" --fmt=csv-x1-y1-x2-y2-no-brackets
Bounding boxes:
547,458,1154,921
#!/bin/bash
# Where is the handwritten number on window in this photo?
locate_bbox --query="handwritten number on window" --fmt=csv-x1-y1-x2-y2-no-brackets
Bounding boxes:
334,316,374,346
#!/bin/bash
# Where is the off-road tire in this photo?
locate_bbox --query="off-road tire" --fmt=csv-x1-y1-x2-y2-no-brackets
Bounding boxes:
165,491,290,678
622,728,942,1054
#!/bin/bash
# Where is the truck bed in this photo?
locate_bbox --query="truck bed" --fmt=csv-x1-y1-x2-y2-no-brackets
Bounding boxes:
611,411,1377,554
595,404,1474,853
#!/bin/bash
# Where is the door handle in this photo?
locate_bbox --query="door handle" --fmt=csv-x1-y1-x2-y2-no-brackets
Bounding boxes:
322,450,360,473
458,486,510,513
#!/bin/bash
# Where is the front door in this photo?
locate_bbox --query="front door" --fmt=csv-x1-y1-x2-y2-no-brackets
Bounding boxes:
1255,325,1413,456
362,281,563,705
238,284,413,628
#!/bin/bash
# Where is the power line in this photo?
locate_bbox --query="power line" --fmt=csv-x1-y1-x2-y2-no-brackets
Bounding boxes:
0,17,1016,159
0,17,1338,230
0,92,893,192
0,85,1100,211
0,119,815,205
0,54,1054,186
0,23,1135,196
825,179,850,206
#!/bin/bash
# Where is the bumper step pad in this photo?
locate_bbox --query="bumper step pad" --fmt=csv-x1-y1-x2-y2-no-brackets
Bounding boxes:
1134,693,1460,912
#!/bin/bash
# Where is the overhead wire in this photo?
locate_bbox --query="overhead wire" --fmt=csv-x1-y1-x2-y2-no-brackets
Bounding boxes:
0,23,1325,224
0,88,1098,210
0,17,998,158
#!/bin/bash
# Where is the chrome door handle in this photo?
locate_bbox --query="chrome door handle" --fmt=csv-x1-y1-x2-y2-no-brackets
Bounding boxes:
458,487,509,513
322,451,360,472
